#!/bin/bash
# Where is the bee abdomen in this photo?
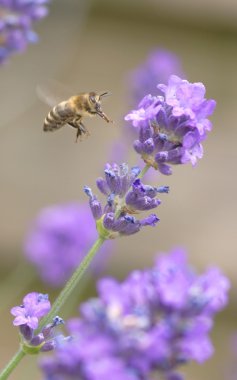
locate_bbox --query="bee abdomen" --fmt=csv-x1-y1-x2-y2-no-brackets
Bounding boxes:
43,102,69,132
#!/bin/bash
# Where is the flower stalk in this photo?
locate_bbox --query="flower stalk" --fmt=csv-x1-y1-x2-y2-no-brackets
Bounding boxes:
0,236,105,380
37,236,106,331
0,349,25,380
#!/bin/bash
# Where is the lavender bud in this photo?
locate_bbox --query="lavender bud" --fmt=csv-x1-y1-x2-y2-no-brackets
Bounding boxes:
40,340,56,352
30,333,44,346
157,186,169,193
42,316,64,339
113,217,131,232
159,133,168,142
52,316,64,327
103,213,115,230
19,325,34,341
104,169,121,194
120,220,140,235
96,178,110,195
140,214,159,226
139,123,153,142
155,151,169,162
84,186,93,198
143,138,155,154
143,185,158,198
133,140,144,154
130,166,141,178
90,198,103,220
133,197,161,211
158,162,173,175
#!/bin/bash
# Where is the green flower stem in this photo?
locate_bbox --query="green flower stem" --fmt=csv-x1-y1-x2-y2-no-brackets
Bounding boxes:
137,163,150,179
38,236,105,330
0,349,25,380
0,236,106,380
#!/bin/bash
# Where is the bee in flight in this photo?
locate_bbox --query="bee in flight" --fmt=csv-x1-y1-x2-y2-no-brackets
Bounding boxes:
37,81,113,142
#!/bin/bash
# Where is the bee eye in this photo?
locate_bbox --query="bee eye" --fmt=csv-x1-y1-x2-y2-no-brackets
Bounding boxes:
90,96,96,104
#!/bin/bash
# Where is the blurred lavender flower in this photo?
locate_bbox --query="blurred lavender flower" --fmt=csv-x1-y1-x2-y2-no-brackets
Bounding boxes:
40,248,230,380
84,163,168,238
11,292,64,353
129,49,184,106
24,203,111,288
125,75,216,175
0,0,49,64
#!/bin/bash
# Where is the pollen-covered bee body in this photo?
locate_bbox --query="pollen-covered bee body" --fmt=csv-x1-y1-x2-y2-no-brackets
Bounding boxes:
41,87,112,142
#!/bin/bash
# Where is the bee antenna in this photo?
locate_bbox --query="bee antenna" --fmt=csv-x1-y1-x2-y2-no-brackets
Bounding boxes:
99,92,111,99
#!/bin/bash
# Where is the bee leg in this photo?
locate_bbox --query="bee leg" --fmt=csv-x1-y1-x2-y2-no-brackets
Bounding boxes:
78,121,90,137
75,127,82,143
67,121,81,143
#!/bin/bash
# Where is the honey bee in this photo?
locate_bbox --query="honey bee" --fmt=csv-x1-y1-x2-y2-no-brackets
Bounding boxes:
37,80,113,142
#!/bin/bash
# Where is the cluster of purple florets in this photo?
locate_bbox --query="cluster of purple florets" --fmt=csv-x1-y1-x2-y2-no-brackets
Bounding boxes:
0,0,49,64
11,292,64,353
125,75,216,175
84,163,169,237
40,249,230,380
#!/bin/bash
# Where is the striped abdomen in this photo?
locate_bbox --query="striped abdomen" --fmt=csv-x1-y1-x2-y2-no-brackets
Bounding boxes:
43,101,75,132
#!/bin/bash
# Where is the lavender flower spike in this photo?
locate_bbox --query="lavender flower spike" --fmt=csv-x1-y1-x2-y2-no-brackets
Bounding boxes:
40,248,230,380
0,0,50,64
125,75,216,175
84,163,168,238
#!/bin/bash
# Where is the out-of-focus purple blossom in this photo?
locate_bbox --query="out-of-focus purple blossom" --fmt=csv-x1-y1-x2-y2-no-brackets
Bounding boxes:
40,248,230,380
84,163,168,238
10,292,65,353
0,0,49,64
24,203,111,287
125,75,216,175
129,49,184,106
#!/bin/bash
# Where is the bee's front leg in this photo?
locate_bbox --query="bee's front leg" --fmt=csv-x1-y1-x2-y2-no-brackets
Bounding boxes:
77,120,90,140
75,123,90,143
75,127,82,143
69,118,90,143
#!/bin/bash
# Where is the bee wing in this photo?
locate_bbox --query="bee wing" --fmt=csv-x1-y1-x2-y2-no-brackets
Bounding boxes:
36,79,73,107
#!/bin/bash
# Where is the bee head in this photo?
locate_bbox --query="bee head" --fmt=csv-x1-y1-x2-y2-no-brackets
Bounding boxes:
88,92,111,123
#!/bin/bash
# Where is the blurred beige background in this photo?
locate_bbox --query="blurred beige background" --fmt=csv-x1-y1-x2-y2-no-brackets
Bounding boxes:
1,0,237,379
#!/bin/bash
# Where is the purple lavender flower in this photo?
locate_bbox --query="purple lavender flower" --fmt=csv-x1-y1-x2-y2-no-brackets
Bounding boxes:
11,292,65,353
24,203,111,287
0,0,49,64
11,292,50,329
125,75,216,175
112,50,184,164
84,163,168,238
129,49,184,105
40,248,230,380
